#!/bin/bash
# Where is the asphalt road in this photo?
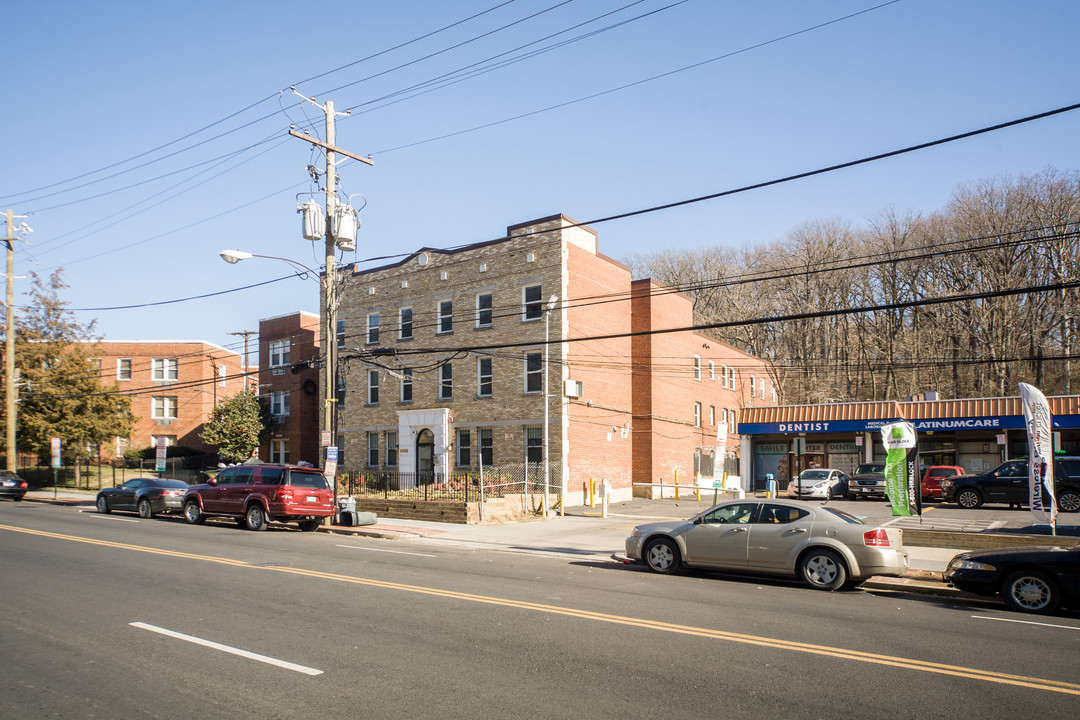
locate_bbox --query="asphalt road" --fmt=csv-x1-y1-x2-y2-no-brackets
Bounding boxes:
1,501,1078,719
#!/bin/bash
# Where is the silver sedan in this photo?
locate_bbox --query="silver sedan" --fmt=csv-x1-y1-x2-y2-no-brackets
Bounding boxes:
625,499,908,590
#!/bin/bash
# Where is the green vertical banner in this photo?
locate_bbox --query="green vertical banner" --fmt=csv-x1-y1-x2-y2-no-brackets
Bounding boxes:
881,421,921,517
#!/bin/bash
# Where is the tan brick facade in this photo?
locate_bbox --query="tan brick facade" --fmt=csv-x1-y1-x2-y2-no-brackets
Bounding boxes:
336,214,775,505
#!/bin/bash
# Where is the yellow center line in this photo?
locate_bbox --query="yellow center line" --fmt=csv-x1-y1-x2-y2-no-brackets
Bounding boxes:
4,523,1078,696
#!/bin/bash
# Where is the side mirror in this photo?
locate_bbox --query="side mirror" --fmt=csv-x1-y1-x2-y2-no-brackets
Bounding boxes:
207,477,218,486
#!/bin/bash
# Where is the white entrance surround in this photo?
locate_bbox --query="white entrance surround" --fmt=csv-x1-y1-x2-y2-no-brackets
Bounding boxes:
396,408,452,483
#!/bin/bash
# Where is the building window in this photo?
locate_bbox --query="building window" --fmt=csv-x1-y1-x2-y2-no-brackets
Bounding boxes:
367,432,379,467
366,312,380,344
523,284,542,321
270,391,290,417
440,362,453,399
709,406,715,426
728,367,736,389
479,428,493,467
386,431,398,467
367,370,379,404
337,320,346,350
525,426,542,464
759,376,766,400
438,299,453,334
456,428,471,467
400,368,413,402
269,340,290,367
399,307,413,340
152,358,178,381
720,365,728,389
693,355,701,380
750,375,757,397
218,364,227,388
771,382,777,403
152,396,178,420
151,435,176,448
270,439,289,465
694,402,701,428
525,352,542,393
117,358,132,381
477,357,493,397
476,292,493,328
709,361,715,380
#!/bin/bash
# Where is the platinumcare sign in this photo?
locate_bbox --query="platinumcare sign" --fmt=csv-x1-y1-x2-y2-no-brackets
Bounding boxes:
740,413,1080,436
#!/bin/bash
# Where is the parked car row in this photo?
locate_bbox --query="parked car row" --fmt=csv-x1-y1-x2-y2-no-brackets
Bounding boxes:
941,457,1080,512
95,463,336,531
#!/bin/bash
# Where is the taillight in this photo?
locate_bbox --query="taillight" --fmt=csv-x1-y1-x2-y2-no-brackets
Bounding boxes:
863,529,891,547
19,481,28,489
162,490,180,497
277,488,294,502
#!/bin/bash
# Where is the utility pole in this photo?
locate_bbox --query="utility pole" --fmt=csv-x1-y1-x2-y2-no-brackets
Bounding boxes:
288,91,372,478
4,210,15,470
228,329,257,386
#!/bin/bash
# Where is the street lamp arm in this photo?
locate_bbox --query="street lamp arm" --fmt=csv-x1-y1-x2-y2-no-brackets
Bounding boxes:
219,250,321,282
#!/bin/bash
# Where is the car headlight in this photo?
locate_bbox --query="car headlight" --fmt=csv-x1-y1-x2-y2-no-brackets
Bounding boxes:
941,479,954,490
949,559,996,571
630,527,643,539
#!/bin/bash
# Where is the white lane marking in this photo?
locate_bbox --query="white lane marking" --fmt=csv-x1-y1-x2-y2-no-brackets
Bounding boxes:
129,622,323,675
88,514,139,523
971,615,1080,631
336,544,436,558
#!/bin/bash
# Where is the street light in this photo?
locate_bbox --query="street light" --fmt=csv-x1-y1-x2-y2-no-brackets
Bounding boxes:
543,294,559,518
219,248,339,479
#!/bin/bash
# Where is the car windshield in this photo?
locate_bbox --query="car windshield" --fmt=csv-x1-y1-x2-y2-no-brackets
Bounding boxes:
798,470,831,481
158,479,189,488
818,507,865,525
856,465,884,474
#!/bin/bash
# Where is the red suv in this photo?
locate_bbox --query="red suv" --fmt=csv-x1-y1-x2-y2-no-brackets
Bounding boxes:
183,464,334,531
921,466,965,501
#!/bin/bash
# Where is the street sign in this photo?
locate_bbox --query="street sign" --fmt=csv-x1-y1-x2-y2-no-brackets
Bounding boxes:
155,437,167,472
321,431,332,447
325,446,338,463
50,438,61,468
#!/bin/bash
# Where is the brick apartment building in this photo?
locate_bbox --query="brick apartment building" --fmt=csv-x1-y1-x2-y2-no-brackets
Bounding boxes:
91,341,245,459
256,311,322,466
334,214,776,505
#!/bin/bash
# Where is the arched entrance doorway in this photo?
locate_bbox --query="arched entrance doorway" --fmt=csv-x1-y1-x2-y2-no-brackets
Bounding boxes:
416,428,435,484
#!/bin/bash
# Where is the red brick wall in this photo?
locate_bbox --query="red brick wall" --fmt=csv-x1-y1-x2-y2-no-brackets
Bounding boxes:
258,312,321,465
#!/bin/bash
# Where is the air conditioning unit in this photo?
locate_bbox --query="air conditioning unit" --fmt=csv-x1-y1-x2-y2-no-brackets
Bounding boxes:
564,379,583,398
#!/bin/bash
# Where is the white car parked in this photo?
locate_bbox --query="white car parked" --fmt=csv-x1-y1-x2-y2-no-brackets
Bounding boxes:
787,469,848,499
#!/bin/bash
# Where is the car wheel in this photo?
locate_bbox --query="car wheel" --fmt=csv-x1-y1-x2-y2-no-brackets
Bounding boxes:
183,501,205,525
799,548,848,591
643,537,681,574
137,498,154,519
1056,490,1080,513
245,504,268,531
298,519,321,532
96,495,110,514
1001,570,1060,614
955,488,983,509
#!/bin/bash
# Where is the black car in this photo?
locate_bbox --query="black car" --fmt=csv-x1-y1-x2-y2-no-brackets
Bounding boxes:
940,457,1080,512
0,470,29,501
96,478,190,518
945,544,1080,614
847,463,886,499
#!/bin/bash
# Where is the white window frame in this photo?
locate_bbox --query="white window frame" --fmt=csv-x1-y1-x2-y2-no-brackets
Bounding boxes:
270,391,290,417
368,370,379,404
439,362,453,399
270,439,289,464
524,351,542,394
152,358,178,382
709,406,715,426
708,361,715,380
456,428,471,467
759,376,766,399
476,292,493,328
400,368,413,402
366,312,380,344
437,299,453,334
750,374,757,398
152,396,178,420
399,307,413,340
522,284,542,322
218,364,227,388
693,355,701,380
477,356,493,397
720,365,728,389
771,382,777,403
694,402,701,428
269,340,291,368
117,358,132,381
367,432,379,467
386,431,398,468
728,367,736,390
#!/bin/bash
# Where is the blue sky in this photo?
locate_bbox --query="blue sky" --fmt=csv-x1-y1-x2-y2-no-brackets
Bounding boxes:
4,0,1079,357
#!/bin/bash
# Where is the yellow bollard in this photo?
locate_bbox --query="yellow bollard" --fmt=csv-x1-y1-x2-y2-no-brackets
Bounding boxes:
674,469,680,500
589,477,595,508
